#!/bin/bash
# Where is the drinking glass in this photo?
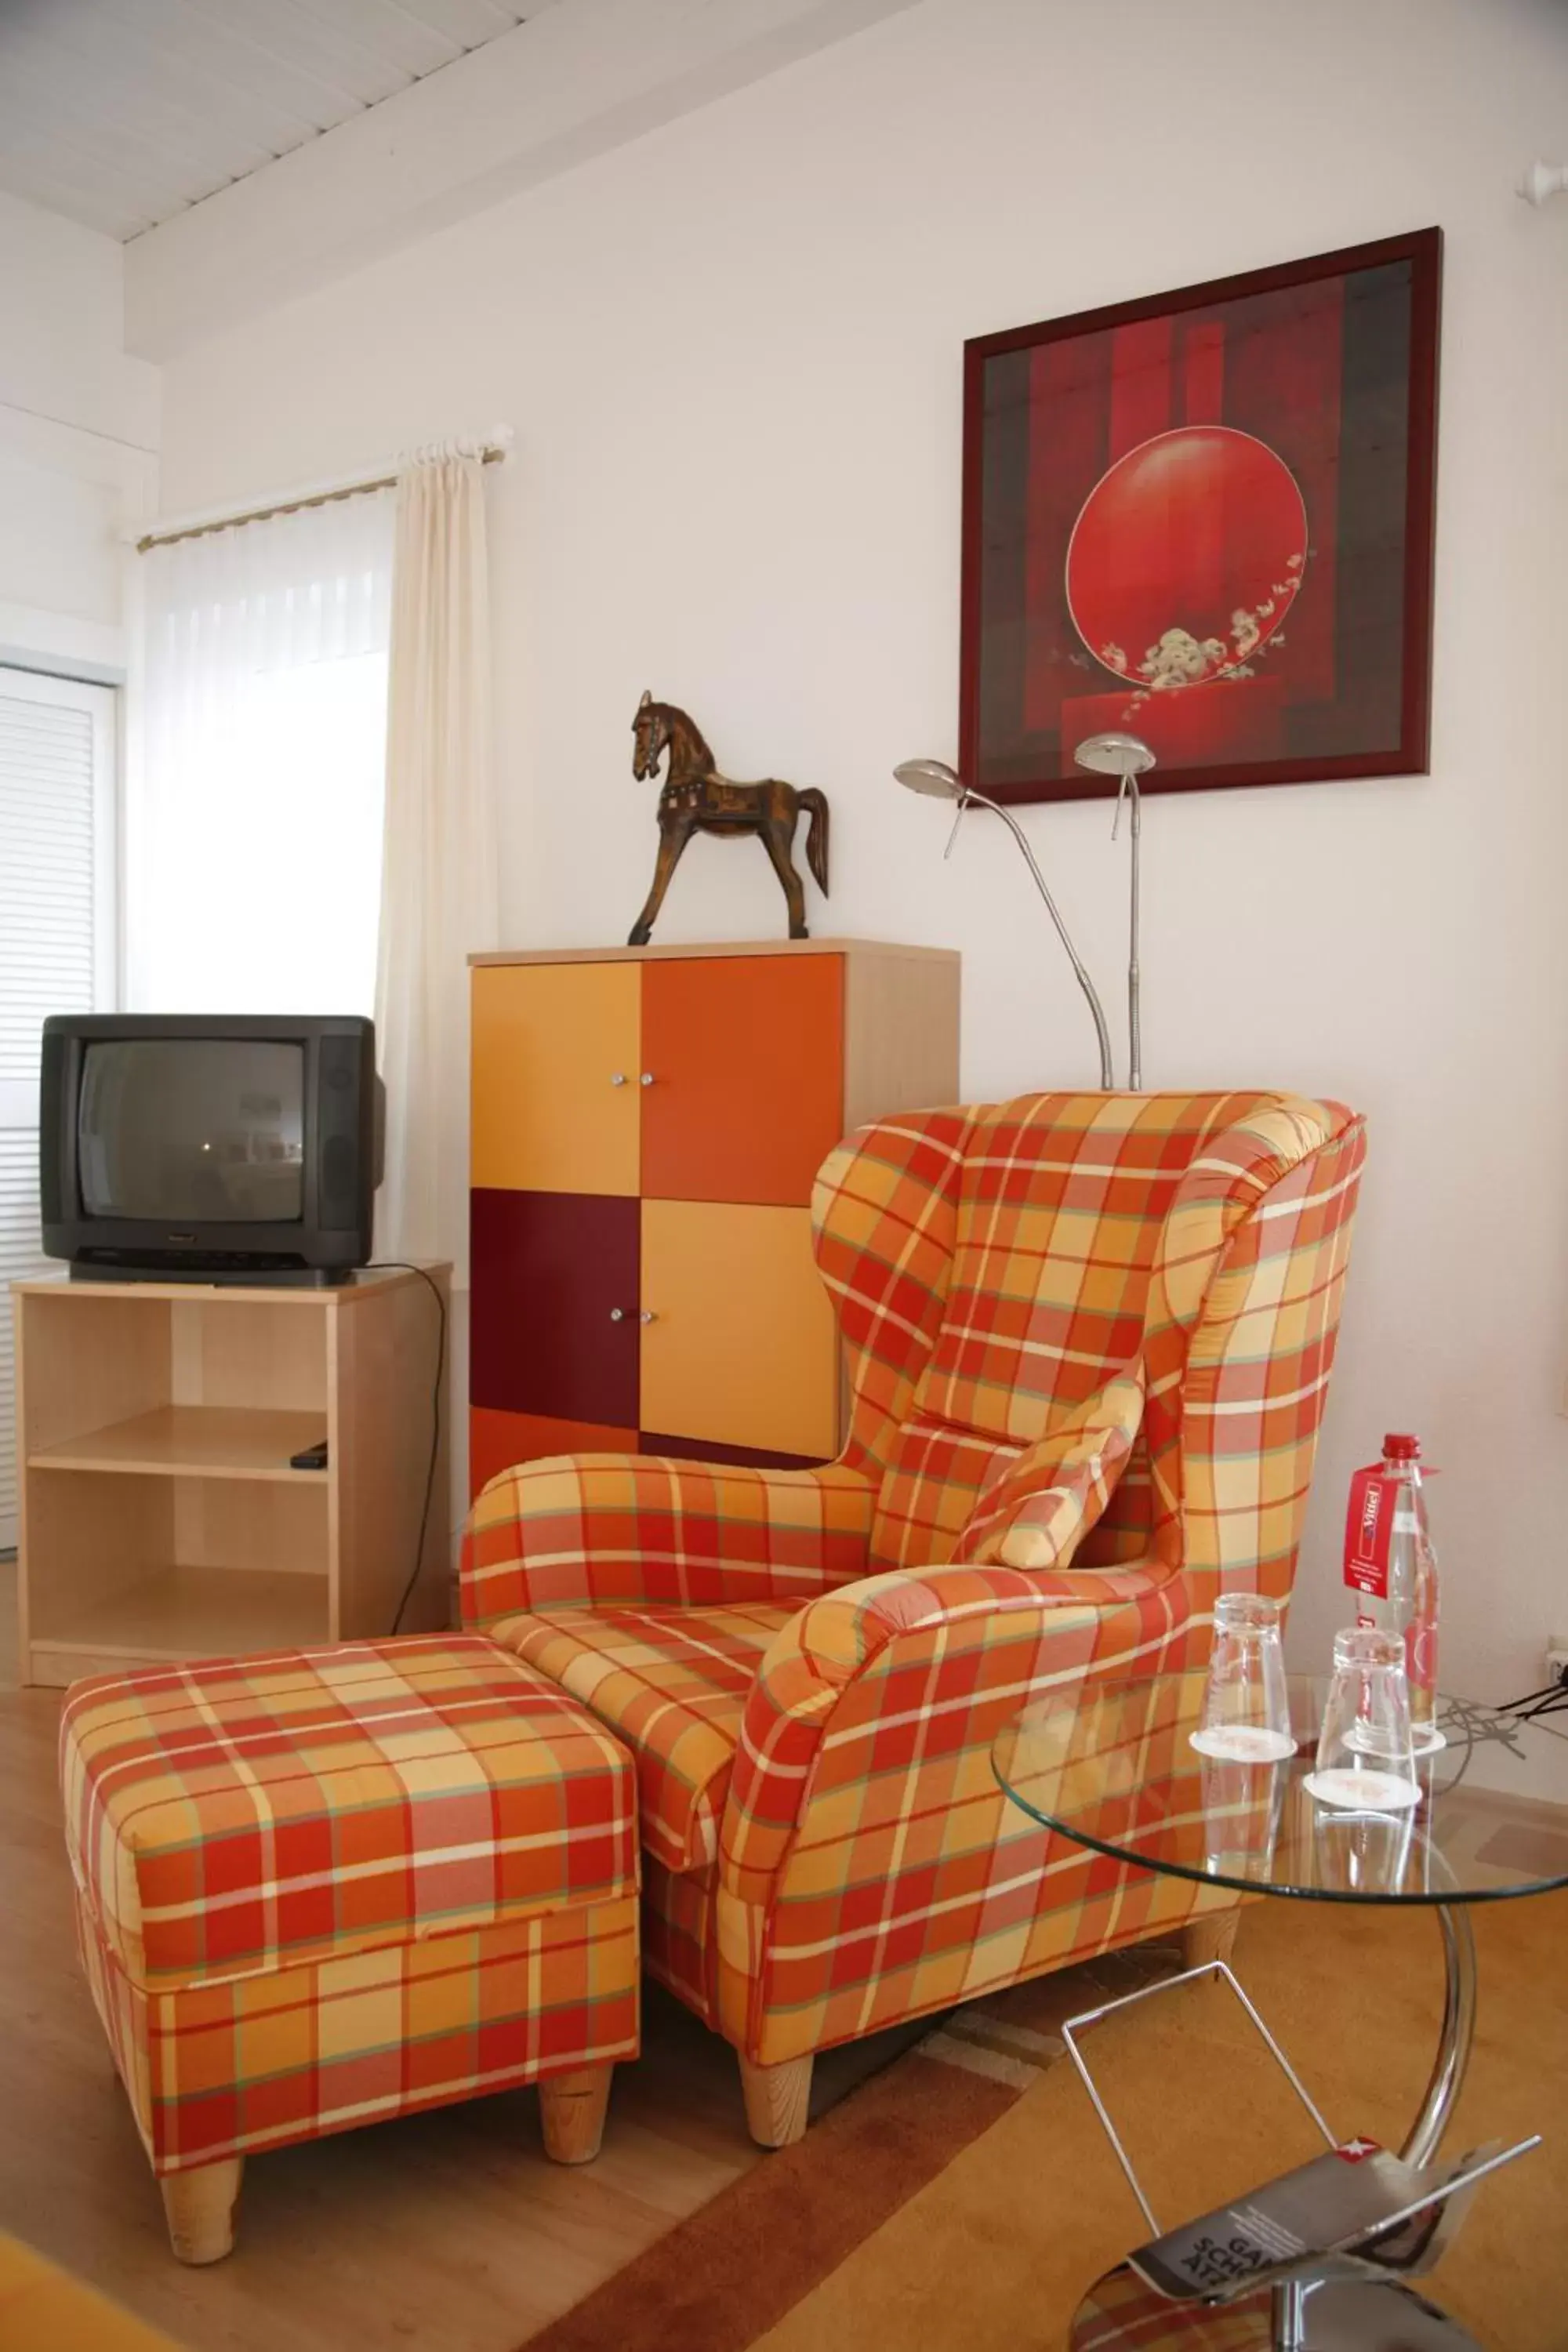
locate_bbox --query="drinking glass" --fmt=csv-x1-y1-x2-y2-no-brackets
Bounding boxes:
1201,1751,1288,1880
1312,1797,1417,1895
1189,1593,1294,1762
1304,1627,1420,1811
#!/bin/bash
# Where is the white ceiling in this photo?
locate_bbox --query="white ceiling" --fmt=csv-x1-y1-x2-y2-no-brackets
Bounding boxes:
0,0,546,241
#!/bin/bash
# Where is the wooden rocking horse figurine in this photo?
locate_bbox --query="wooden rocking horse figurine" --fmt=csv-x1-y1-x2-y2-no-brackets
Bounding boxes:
627,691,829,945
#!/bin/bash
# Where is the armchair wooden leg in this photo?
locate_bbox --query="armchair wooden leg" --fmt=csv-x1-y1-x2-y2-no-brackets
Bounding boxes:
539,2063,614,2164
739,2053,813,2149
160,2156,243,2266
1181,1908,1240,1970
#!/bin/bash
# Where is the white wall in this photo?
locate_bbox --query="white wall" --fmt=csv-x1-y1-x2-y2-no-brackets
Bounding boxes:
0,188,158,674
154,0,1568,1697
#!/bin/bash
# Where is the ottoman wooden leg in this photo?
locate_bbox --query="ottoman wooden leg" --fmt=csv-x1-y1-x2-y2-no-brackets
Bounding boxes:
539,2063,613,2165
739,2053,813,2149
1181,1907,1240,1970
160,2156,243,2266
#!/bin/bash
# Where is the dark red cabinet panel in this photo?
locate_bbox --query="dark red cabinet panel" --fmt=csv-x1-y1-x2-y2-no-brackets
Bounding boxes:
470,1189,641,1427
638,1431,826,1471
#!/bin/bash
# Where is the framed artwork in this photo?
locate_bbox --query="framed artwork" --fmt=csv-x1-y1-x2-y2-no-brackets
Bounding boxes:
959,227,1442,803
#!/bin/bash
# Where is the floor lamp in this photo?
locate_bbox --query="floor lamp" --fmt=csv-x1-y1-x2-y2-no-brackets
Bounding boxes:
892,758,1113,1091
893,734,1156,1091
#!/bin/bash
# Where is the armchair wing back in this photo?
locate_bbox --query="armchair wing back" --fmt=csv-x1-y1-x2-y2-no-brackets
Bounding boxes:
818,1089,1365,1606
461,1088,1365,2125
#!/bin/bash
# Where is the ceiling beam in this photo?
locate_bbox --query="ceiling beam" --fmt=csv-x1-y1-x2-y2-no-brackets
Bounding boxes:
125,0,921,361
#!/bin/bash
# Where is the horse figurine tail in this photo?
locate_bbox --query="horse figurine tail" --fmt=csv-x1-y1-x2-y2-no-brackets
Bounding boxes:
797,787,829,895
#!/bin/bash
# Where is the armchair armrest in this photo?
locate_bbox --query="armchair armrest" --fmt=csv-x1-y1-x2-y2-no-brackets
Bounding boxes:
460,1453,877,1626
721,1559,1179,1904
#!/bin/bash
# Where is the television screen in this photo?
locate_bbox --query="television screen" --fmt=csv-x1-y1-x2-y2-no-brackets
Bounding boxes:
78,1040,307,1224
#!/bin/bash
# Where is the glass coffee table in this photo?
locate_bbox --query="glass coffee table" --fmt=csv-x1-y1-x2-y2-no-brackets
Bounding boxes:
993,1672,1568,2351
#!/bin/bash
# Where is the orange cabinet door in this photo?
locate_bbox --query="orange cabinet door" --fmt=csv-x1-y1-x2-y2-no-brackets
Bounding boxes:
640,1200,839,1459
471,962,641,1196
640,954,844,1207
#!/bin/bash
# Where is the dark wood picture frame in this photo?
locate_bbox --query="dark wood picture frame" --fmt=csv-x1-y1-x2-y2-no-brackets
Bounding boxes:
959,227,1442,804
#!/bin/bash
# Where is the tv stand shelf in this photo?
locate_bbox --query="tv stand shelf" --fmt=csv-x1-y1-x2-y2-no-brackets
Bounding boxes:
9,1266,450,1687
29,1405,331,1482
38,1566,328,1682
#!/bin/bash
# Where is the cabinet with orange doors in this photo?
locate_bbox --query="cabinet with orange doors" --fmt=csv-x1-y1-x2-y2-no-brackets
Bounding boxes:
468,940,960,1495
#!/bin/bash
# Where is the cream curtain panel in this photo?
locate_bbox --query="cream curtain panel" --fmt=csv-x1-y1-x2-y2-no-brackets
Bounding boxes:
374,449,499,1276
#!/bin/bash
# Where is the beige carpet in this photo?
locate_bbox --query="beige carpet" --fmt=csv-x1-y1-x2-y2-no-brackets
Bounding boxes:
531,1892,1568,2351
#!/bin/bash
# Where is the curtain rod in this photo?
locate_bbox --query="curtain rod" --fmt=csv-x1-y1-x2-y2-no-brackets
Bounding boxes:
129,426,514,554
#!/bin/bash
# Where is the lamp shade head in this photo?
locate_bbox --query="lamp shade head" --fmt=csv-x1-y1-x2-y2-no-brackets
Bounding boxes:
893,757,964,800
1073,731,1156,779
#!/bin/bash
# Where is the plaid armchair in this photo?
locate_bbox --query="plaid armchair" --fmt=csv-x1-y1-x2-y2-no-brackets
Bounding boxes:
461,1091,1365,2143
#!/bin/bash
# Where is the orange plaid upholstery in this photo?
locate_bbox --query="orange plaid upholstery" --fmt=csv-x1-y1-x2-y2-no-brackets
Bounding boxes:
717,1572,1198,2060
493,1603,793,1875
61,1637,640,2173
641,1852,721,2022
822,1091,1360,1581
460,1091,1365,2069
465,1457,877,1620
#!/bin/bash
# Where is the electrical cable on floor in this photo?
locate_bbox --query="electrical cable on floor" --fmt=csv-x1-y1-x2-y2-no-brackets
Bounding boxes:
365,1261,448,1637
1496,1671,1568,1721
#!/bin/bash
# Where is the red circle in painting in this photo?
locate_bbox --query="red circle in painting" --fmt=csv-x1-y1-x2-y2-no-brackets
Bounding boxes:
1065,426,1307,687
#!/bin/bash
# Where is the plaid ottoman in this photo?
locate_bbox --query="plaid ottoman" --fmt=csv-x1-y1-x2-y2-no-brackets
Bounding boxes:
60,1634,640,2265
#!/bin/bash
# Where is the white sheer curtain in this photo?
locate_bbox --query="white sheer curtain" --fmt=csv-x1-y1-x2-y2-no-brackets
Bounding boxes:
129,493,395,1013
373,451,498,1272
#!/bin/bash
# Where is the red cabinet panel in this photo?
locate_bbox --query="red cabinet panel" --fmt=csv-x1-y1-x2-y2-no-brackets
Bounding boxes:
470,1189,641,1427
641,954,844,1206
470,1407,637,1500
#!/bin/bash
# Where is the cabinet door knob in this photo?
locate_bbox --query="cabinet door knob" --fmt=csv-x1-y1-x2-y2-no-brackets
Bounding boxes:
608,1307,626,1323
610,1072,627,1087
638,1309,657,1325
640,1071,655,1087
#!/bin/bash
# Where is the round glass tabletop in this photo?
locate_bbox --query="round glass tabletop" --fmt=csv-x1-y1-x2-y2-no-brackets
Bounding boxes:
992,1673,1568,1905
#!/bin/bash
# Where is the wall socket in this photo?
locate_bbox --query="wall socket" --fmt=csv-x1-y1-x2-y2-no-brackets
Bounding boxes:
1545,1635,1568,1684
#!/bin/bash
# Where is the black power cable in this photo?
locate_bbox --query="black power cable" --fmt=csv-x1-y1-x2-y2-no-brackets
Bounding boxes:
364,1261,448,1636
1493,1660,1568,1723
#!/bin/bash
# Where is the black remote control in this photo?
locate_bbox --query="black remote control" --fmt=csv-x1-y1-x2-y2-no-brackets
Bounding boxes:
289,1438,329,1471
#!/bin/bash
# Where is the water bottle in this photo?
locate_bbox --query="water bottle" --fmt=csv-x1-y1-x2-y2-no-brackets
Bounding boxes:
1352,1434,1441,1752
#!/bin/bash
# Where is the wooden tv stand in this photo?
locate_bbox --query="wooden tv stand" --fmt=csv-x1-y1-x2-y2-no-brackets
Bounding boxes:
10,1265,450,1688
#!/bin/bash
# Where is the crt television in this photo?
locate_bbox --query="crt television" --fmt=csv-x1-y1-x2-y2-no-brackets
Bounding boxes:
39,1014,383,1285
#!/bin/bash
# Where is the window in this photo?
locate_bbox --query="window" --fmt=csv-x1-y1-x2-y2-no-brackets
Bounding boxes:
128,492,394,1016
0,666,117,1550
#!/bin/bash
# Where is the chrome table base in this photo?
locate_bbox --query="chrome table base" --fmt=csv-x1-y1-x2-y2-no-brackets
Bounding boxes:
1070,2267,1483,2350
1062,1906,1487,2352
1400,1904,1475,2166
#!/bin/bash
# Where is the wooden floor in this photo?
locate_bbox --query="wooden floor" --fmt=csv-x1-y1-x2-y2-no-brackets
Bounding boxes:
0,1566,899,2352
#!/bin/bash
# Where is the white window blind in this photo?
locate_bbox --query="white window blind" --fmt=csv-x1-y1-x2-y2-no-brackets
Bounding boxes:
0,666,117,1550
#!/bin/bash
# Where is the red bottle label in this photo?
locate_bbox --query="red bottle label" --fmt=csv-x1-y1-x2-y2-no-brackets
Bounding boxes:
1344,1466,1396,1599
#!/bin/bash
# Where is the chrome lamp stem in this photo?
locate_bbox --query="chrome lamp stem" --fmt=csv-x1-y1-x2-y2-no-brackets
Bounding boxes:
956,785,1114,1091
1112,772,1142,1091
1077,730,1156,1093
